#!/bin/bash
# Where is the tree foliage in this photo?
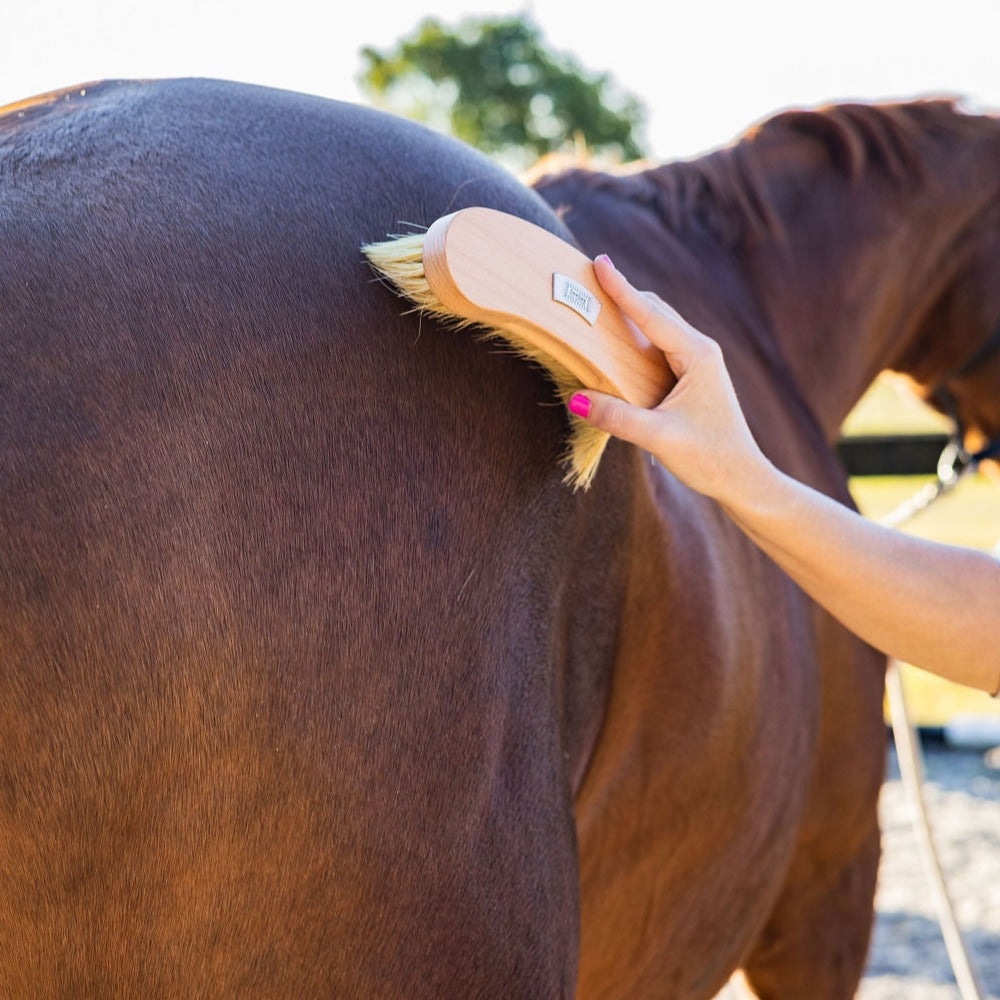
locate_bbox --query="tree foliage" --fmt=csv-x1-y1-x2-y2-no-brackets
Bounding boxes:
358,16,648,165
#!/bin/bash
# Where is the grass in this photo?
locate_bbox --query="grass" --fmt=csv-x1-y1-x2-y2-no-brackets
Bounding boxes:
843,375,1000,725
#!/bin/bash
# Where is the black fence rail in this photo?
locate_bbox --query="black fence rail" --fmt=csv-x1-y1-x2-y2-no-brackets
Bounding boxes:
837,433,950,478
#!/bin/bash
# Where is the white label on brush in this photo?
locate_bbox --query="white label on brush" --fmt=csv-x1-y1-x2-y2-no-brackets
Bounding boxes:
552,273,601,325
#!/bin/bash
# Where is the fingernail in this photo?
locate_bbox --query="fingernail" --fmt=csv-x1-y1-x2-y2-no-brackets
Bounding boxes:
595,254,615,271
568,392,592,418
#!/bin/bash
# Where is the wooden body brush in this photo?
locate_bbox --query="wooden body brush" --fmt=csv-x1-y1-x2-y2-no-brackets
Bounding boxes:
363,207,674,489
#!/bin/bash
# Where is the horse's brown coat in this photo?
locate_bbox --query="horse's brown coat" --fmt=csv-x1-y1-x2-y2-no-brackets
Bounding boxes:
2,80,999,998
532,100,1000,997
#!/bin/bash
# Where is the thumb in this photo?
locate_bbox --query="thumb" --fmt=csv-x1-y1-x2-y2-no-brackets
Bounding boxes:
568,390,665,454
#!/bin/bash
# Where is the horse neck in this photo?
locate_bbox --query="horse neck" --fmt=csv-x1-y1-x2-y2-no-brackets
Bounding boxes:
708,103,1000,438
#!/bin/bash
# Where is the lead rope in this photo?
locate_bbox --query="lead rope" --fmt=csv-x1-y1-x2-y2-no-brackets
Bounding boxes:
885,662,985,1000
878,438,972,528
880,432,989,1000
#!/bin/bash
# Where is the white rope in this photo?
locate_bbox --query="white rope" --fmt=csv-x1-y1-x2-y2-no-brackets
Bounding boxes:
871,446,988,997
885,660,985,1000
878,438,968,529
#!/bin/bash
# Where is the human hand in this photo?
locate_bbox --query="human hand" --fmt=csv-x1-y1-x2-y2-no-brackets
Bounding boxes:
568,255,772,504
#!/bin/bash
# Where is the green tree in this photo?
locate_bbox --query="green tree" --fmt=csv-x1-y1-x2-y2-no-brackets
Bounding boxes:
358,15,648,166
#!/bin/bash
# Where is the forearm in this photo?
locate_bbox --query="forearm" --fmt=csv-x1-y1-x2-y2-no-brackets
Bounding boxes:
723,460,1000,694
581,257,1000,693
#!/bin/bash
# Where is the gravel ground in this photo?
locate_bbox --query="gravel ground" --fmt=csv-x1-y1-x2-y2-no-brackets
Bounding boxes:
859,739,1000,999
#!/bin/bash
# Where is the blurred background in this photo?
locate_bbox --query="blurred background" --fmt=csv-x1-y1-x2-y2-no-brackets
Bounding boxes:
3,0,999,162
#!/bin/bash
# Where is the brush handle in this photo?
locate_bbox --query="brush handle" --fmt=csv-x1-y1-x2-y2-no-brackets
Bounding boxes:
421,207,674,407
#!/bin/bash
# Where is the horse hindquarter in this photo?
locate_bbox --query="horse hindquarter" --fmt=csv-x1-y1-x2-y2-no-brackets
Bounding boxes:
0,79,588,997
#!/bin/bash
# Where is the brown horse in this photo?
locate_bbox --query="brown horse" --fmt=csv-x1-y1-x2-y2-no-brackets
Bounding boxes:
1,78,998,998
530,99,1000,997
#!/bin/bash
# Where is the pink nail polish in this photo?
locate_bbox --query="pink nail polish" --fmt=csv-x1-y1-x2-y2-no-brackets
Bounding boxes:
596,254,615,270
568,393,592,418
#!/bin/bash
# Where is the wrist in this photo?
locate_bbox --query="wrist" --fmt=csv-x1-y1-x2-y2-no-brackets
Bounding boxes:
714,450,782,518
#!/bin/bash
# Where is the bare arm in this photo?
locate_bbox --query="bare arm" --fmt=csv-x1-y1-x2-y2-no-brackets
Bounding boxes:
721,460,1000,693
573,255,1000,695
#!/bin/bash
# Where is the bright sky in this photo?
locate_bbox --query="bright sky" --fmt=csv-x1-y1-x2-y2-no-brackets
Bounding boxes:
2,0,997,160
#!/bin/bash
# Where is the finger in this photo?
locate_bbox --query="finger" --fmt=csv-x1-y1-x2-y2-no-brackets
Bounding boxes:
592,255,659,332
568,389,666,454
592,255,705,363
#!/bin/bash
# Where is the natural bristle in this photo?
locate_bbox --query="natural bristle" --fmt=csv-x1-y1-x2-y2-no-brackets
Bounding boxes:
361,233,444,316
362,231,611,490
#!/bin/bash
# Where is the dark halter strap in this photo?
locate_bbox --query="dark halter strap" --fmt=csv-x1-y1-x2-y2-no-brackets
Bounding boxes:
927,312,1000,475
950,313,1000,383
972,435,1000,464
879,314,1000,527
927,313,1000,473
